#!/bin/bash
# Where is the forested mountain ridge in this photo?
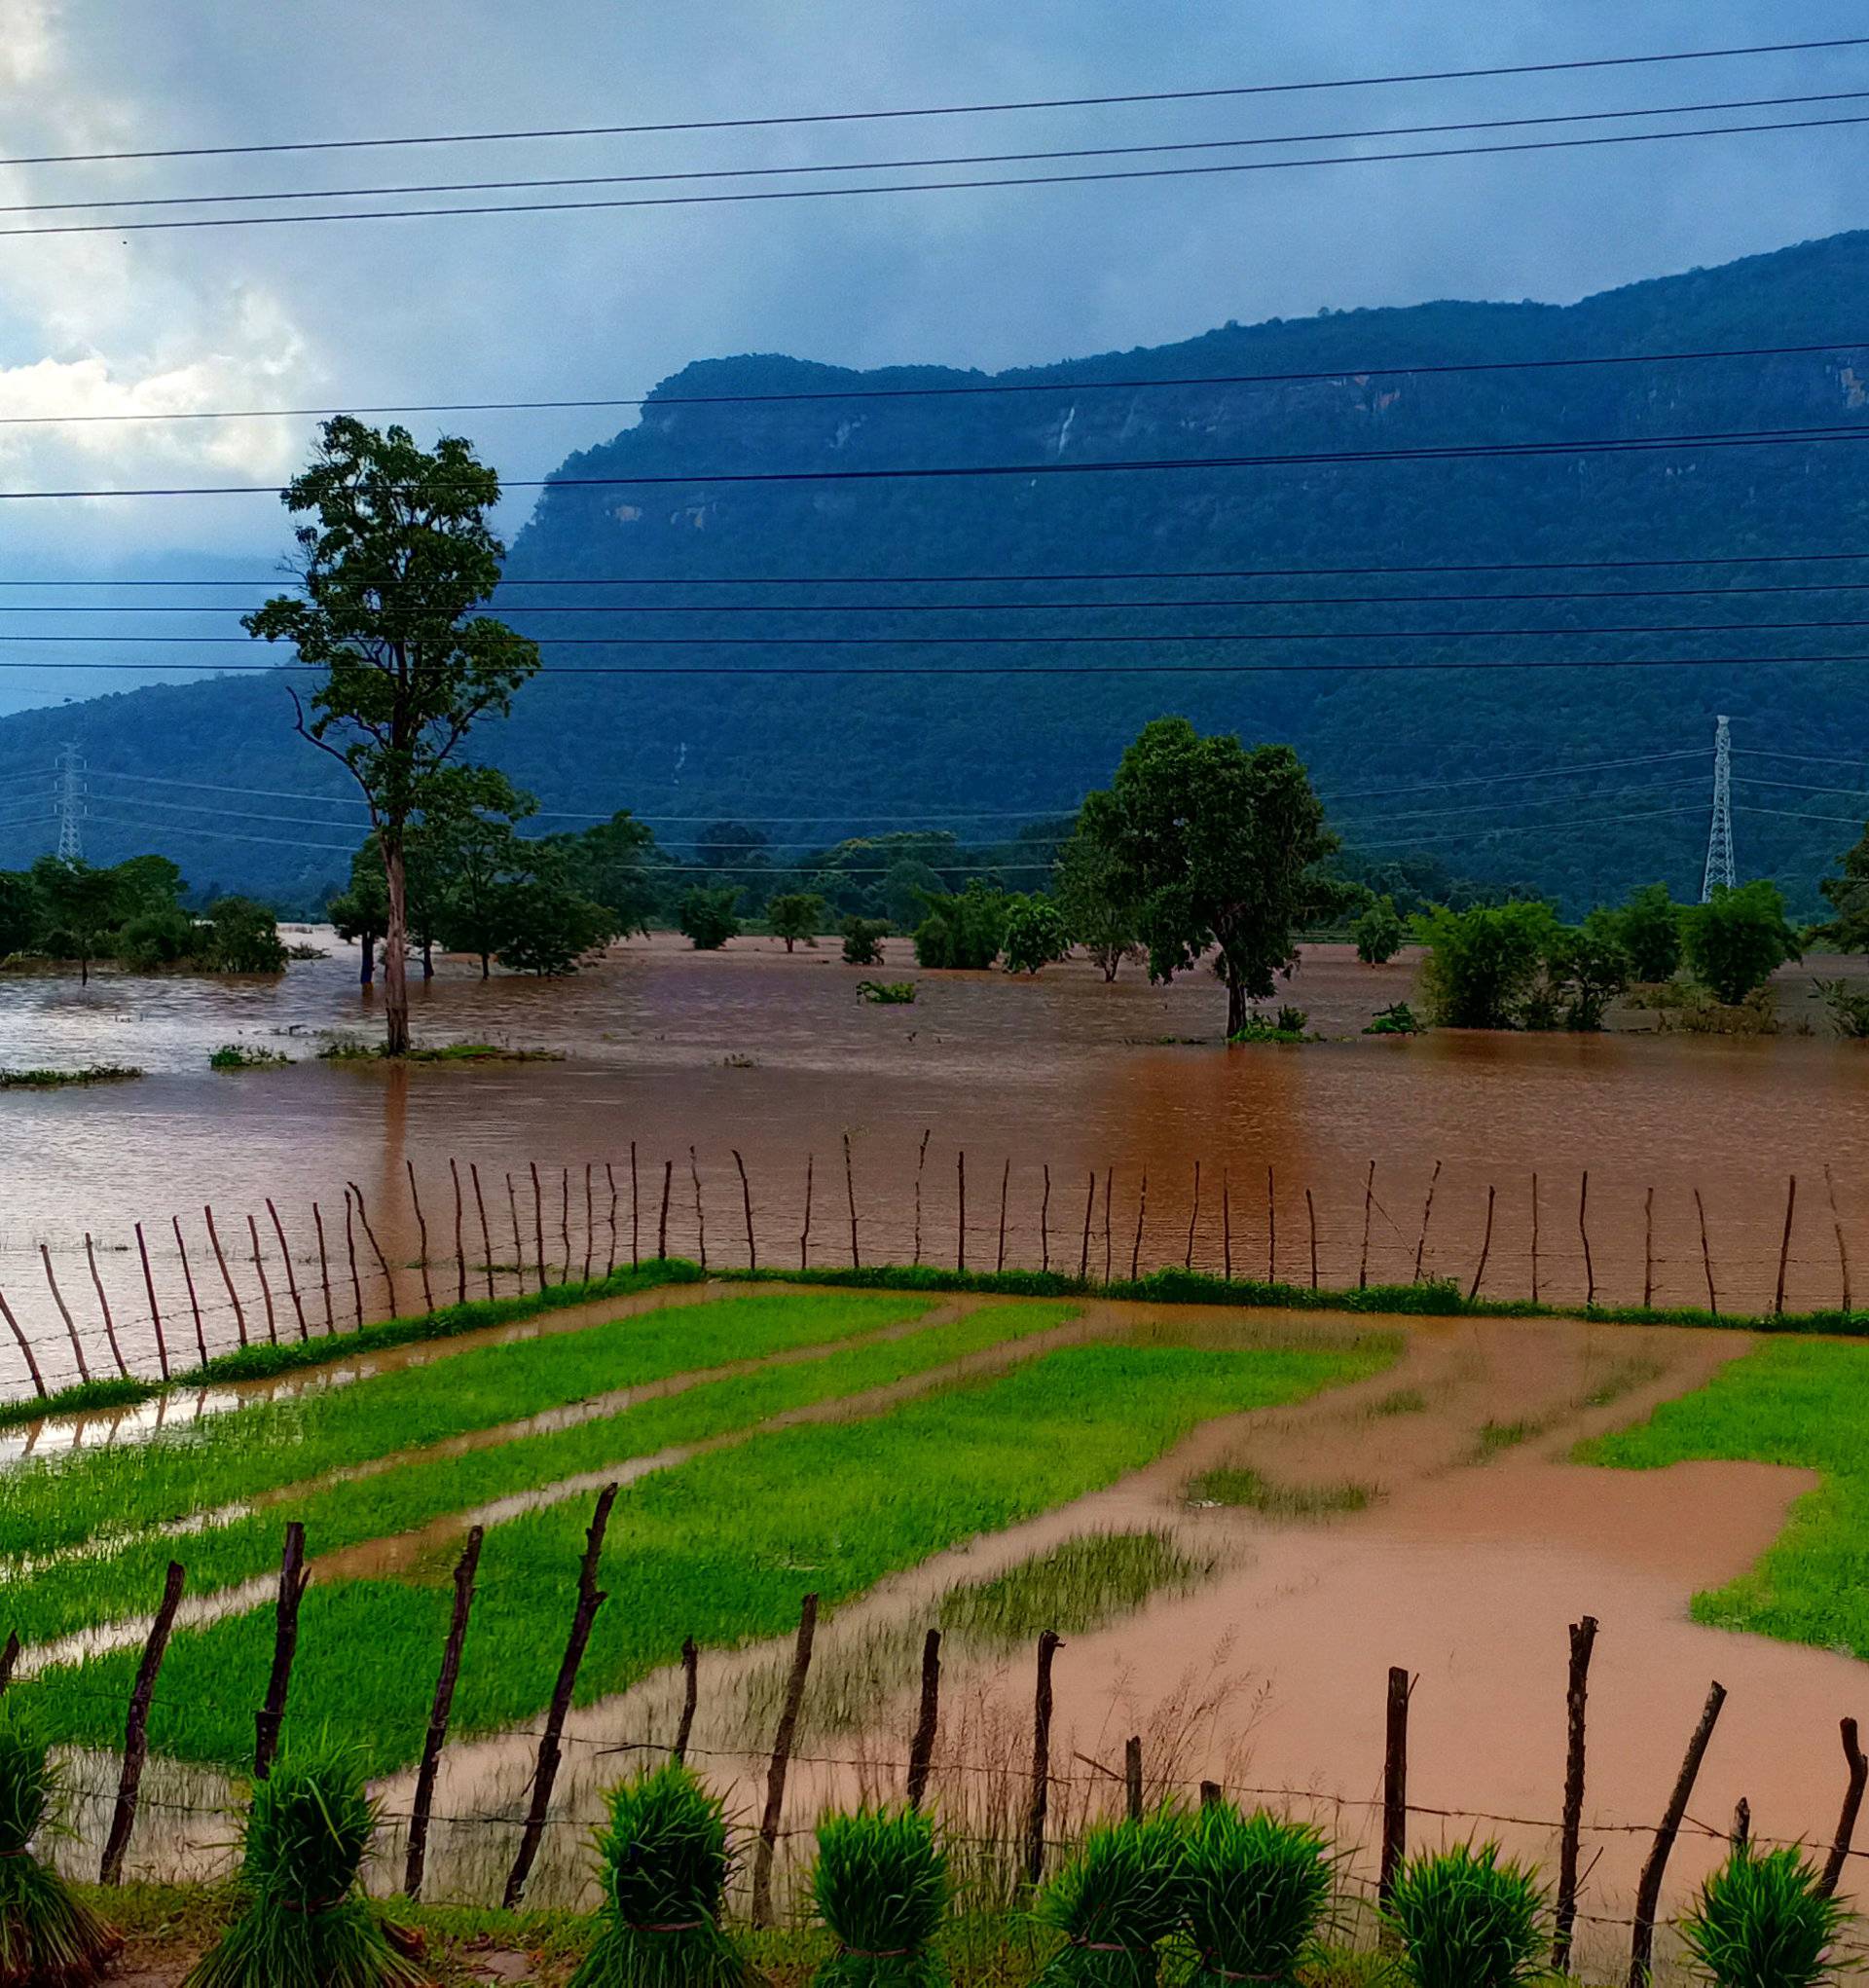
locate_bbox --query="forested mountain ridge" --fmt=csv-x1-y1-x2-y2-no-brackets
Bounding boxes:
7,227,1869,914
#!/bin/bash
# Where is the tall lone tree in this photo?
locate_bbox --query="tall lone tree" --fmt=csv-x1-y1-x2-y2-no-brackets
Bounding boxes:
243,420,539,1053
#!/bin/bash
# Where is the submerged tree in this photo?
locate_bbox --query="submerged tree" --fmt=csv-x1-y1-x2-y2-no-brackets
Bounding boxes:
1681,880,1802,1006
1053,828,1142,981
243,419,540,1055
1352,895,1405,966
1615,881,1685,983
767,890,826,952
1001,894,1071,975
1412,901,1558,1029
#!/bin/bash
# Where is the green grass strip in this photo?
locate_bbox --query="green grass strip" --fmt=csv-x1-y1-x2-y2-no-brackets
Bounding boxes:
35,1333,1389,1772
0,1284,932,1562
0,1302,1076,1650
1583,1339,1869,1659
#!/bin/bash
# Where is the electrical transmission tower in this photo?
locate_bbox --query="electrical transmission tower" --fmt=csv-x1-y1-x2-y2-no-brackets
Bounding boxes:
1701,714,1735,902
53,743,86,863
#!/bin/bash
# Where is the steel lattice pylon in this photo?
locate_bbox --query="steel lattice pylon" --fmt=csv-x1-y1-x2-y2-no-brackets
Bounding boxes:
53,742,86,863
1701,714,1735,902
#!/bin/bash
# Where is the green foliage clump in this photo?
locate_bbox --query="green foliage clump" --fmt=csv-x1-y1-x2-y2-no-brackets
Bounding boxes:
1054,828,1142,981
495,872,617,974
1229,1006,1309,1045
857,979,917,1005
199,897,288,974
1681,1844,1845,1988
1815,977,1869,1038
1038,1811,1188,1988
939,1530,1212,1644
1364,1002,1422,1036
767,890,826,952
0,1703,119,1986
678,885,742,950
118,905,200,970
570,1764,745,1988
1550,906,1632,1030
1412,901,1558,1028
1181,1803,1333,1988
1616,881,1685,982
209,1044,290,1071
1380,1844,1546,1988
183,1753,421,1988
841,916,890,966
0,1063,142,1087
913,880,1008,970
812,1806,948,1988
1681,881,1803,1005
1352,895,1405,965
1001,894,1072,975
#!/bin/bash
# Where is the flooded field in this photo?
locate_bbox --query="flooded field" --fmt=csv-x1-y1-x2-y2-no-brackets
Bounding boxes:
3,938,1869,1386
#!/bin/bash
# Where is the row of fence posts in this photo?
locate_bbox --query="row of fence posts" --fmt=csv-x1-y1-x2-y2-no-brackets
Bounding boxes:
26,1500,1869,1981
0,1146,1856,1401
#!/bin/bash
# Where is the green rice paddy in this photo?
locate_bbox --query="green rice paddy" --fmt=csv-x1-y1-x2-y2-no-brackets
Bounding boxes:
13,1284,1390,1774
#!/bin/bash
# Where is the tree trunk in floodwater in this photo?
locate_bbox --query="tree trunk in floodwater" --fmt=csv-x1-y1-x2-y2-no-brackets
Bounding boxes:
381,828,411,1056
1227,972,1248,1038
359,930,377,985
421,939,434,980
479,950,491,979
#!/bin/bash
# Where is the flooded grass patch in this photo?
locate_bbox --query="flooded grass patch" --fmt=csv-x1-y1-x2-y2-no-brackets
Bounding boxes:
936,1528,1217,1645
35,1336,1387,1772
1184,1467,1375,1518
1367,1386,1427,1417
0,1064,142,1087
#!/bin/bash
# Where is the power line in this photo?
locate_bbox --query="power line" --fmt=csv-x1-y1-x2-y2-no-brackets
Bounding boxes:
19,88,1868,219
7,419,1867,497
3,340,1866,428
11,108,1869,237
1347,802,1710,849
1334,775,1709,825
16,38,1860,166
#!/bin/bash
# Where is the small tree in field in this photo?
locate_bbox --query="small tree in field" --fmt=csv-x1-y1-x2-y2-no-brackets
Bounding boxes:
841,915,888,966
1413,901,1558,1028
243,419,539,1055
678,885,741,950
1681,880,1802,1005
1001,894,1071,975
1352,895,1404,966
29,856,122,985
1616,881,1684,982
767,891,825,953
1053,828,1142,981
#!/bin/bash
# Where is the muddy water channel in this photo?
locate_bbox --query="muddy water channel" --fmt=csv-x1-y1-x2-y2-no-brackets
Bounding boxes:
5,937,1869,1388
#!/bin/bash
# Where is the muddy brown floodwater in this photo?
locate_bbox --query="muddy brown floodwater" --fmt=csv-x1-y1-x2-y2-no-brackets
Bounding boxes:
4,936,1869,1389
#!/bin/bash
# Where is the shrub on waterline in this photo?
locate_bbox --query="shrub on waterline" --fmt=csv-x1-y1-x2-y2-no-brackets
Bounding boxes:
1180,1803,1333,1988
1037,1810,1186,1988
570,1764,746,1988
812,1806,947,1988
0,1702,118,1986
1380,1843,1545,1988
183,1754,421,1988
1681,1844,1846,1988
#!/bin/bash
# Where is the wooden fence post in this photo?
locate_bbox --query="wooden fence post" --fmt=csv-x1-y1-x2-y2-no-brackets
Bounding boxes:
40,1242,89,1383
134,1223,168,1381
0,1291,46,1401
1199,1780,1222,1809
98,1559,187,1886
1732,1797,1750,1848
174,1216,209,1362
658,1160,673,1262
734,1150,756,1270
956,1150,967,1272
253,1522,309,1781
1040,1165,1051,1275
629,1142,640,1270
1643,1187,1655,1310
244,1216,278,1345
450,1159,467,1306
559,1165,571,1283
344,1193,364,1327
529,1162,549,1291
1222,1169,1231,1281
1695,1188,1718,1315
1413,1161,1441,1283
0,1635,19,1697
1024,1629,1063,1888
311,1201,334,1335
1123,1735,1144,1822
1819,1716,1868,1896
1305,1188,1319,1291
842,1133,861,1269
1102,1169,1113,1284
1553,1614,1598,1971
689,1147,707,1271
1130,1171,1147,1281
202,1206,247,1346
84,1233,128,1377
406,1161,434,1314
584,1162,595,1283
1629,1681,1727,1988
997,1158,1010,1274
1580,1171,1595,1307
1468,1187,1496,1303
1776,1174,1797,1317
1079,1173,1094,1283
799,1155,814,1270
1380,1667,1410,1909
913,1128,931,1266
906,1628,941,1810
1826,1164,1853,1314
504,1485,619,1910
605,1161,619,1277
1266,1165,1276,1284
404,1526,483,1900
265,1201,308,1342
1185,1160,1200,1271
503,1173,524,1289
1359,1160,1376,1290
674,1636,700,1765
1531,1172,1541,1303
349,1182,397,1320
751,1592,819,1928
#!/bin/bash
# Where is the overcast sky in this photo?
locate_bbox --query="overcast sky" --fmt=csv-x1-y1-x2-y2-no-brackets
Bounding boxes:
0,0,1865,607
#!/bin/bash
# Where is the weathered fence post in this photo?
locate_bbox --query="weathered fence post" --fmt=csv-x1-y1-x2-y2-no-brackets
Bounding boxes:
1130,1171,1147,1281
134,1223,168,1381
1359,1160,1376,1290
244,1215,278,1344
559,1165,571,1282
906,1628,941,1809
348,1181,397,1319
997,1158,1010,1274
674,1635,700,1765
1199,1780,1222,1809
1695,1188,1718,1315
0,1635,18,1697
99,1559,187,1886
404,1526,483,1900
1825,1164,1853,1314
1629,1681,1727,1988
1124,1735,1143,1822
406,1160,434,1314
1185,1160,1200,1270
1380,1667,1410,1909
734,1150,756,1270
1102,1169,1114,1283
1040,1164,1051,1274
254,1522,309,1781
844,1132,861,1269
1414,1161,1441,1283
530,1162,549,1290
751,1592,819,1928
658,1160,673,1262
202,1206,247,1346
266,1200,308,1341
1024,1630,1063,1888
344,1193,364,1327
1579,1171,1595,1307
1643,1187,1655,1310
174,1215,209,1362
1731,1797,1750,1847
504,1484,619,1910
913,1128,931,1266
1305,1188,1319,1291
1531,1171,1541,1303
630,1142,641,1270
605,1161,619,1277
1079,1173,1094,1283
583,1162,595,1283
1819,1716,1868,1896
450,1159,467,1305
468,1164,494,1300
1553,1614,1598,1971
0,1291,46,1401
1222,1169,1232,1281
1266,1165,1276,1283
1776,1174,1797,1317
1468,1186,1496,1303
689,1147,708,1271
503,1172,524,1289
41,1242,89,1382
956,1149,967,1272
84,1233,128,1376
799,1154,814,1270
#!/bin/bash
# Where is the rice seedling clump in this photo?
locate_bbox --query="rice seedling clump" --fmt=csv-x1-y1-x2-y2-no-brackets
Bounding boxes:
1037,1811,1187,1988
812,1806,948,1988
1180,1803,1333,1988
0,1703,119,1986
183,1753,422,1988
1681,1844,1846,1988
570,1764,747,1988
1381,1843,1546,1988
